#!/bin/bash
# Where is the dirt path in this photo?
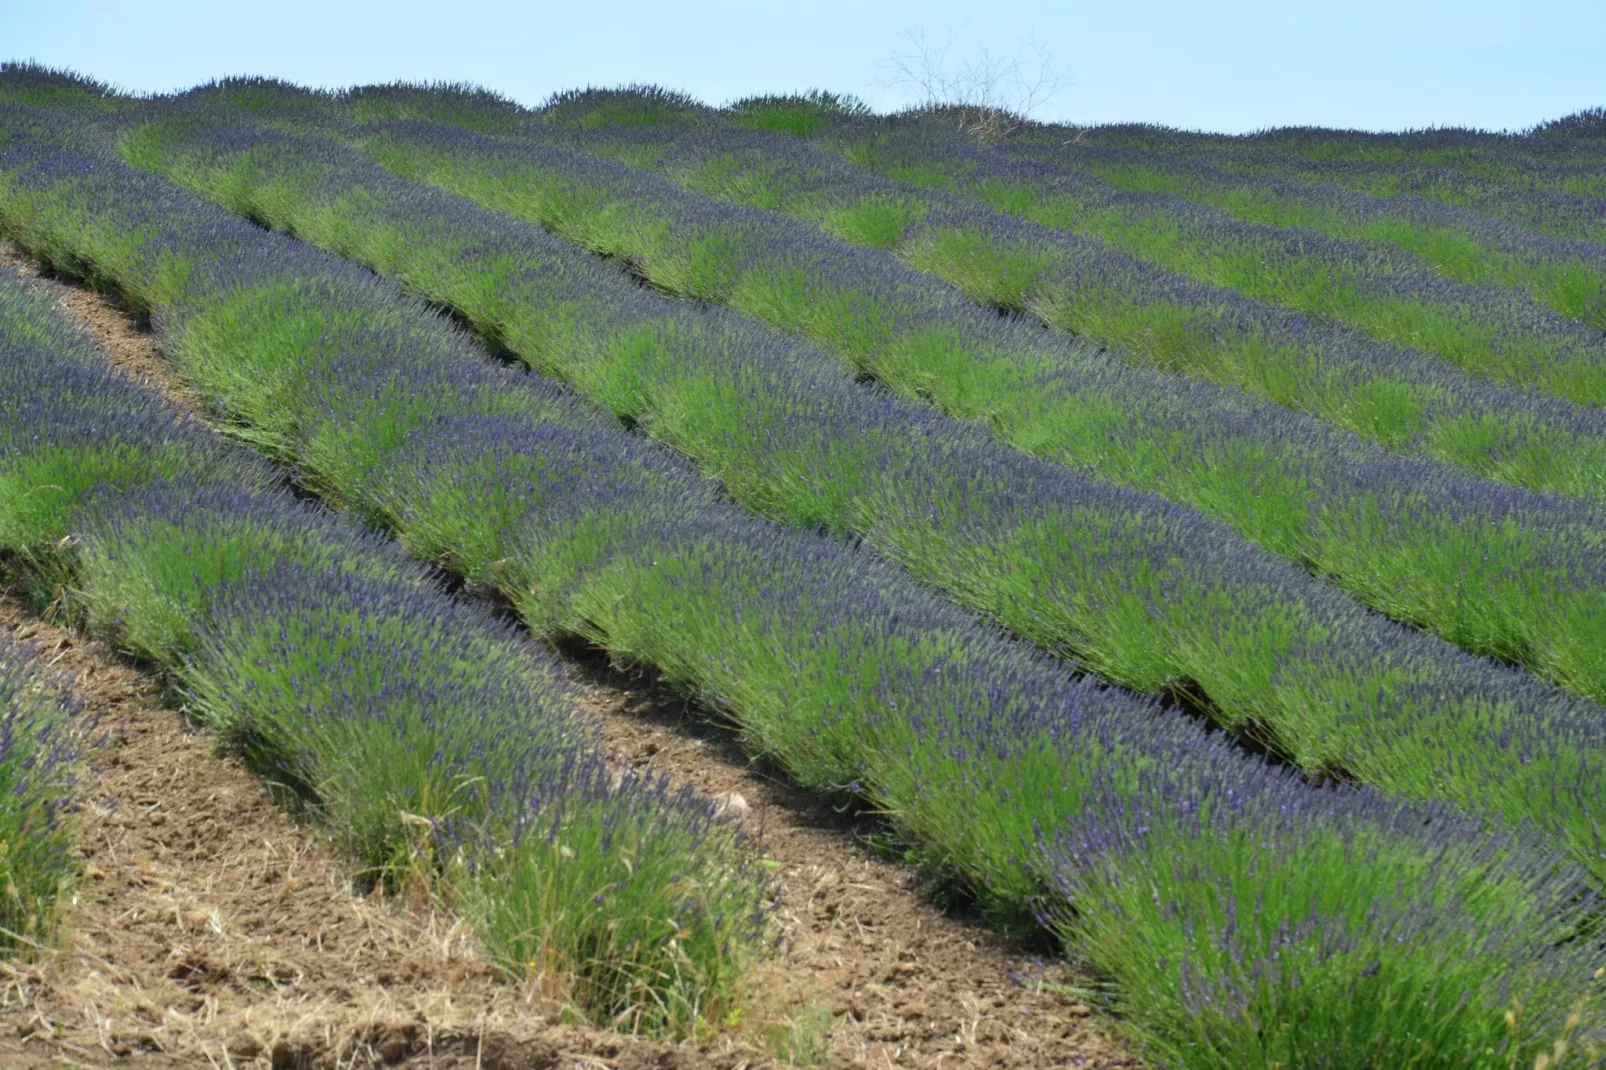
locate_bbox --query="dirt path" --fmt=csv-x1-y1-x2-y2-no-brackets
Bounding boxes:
577,661,1134,1069
2,239,1137,1068
0,598,773,1070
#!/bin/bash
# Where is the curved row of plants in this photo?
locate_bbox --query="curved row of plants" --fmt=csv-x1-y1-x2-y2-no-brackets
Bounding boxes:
47,72,1606,497
1007,107,1606,164
976,132,1606,327
29,77,1606,501
739,101,1606,352
339,86,1606,519
0,190,765,1037
1008,132,1606,245
119,89,1606,713
342,85,1606,425
93,103,1606,885
0,636,75,957
0,281,85,951
996,108,1606,222
4,101,1604,1067
735,103,1606,339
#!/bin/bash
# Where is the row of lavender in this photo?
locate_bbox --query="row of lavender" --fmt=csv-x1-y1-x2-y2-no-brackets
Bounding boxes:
1000,134,1606,324
628,94,1606,413
1004,108,1606,187
4,96,1602,1067
347,89,1606,440
32,76,1606,500
10,67,1600,309
334,84,1606,506
362,83,1606,417
763,104,1606,353
0,157,765,1032
167,84,1606,714
1003,121,1606,244
115,101,1606,863
1076,116,1606,170
0,269,84,956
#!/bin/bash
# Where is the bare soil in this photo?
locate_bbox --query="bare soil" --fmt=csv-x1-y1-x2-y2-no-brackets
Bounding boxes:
0,597,771,1070
1,239,1137,1068
575,660,1136,1069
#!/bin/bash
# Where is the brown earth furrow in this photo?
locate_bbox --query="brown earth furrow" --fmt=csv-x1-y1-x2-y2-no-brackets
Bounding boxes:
0,597,766,1070
2,237,1136,1068
576,666,1134,1069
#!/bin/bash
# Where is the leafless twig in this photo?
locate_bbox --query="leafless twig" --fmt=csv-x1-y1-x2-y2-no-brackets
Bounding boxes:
881,26,1073,141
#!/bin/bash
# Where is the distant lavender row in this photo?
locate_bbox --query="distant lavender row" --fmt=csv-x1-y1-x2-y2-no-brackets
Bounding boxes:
5,95,1602,1065
640,101,1606,404
172,95,1606,714
1004,109,1606,168
0,220,765,1030
1005,134,1606,246
785,110,1606,345
335,85,1606,348
103,97,1606,893
1200,139,1606,201
333,92,1606,509
461,87,1606,411
1015,138,1606,325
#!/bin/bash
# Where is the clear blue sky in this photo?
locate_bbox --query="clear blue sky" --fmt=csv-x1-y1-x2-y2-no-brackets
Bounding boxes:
4,0,1602,133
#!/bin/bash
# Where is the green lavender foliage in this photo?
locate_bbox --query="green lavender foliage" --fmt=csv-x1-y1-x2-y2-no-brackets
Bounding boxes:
0,154,765,1034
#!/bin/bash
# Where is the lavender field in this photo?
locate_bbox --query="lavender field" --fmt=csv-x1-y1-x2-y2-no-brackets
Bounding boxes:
2,62,1604,1067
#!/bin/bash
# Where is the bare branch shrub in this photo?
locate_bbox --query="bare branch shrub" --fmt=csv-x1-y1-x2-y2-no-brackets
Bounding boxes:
882,26,1073,141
